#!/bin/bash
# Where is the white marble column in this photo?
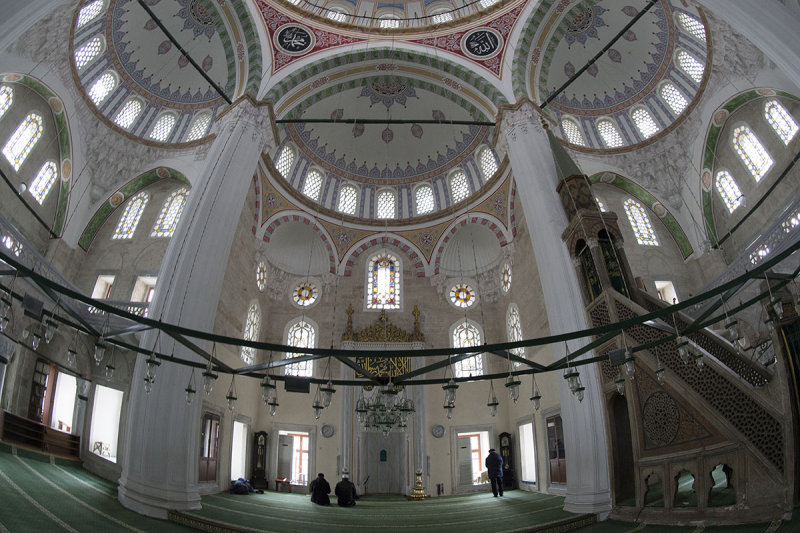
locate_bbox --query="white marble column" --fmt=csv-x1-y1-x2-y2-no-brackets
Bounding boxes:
695,0,800,91
501,102,611,517
117,99,272,518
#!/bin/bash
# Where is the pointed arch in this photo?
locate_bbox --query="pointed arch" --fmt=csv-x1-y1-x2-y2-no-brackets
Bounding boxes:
431,213,511,275
260,211,338,273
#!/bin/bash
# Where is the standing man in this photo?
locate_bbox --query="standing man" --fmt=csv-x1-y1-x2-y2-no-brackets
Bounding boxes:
485,448,504,497
309,473,331,505
335,473,357,507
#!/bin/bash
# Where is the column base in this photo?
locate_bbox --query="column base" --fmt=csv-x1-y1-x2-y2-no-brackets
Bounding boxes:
564,489,612,520
118,478,202,519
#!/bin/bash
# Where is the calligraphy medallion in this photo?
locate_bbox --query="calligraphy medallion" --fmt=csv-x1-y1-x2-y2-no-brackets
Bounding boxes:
274,24,315,56
461,28,503,60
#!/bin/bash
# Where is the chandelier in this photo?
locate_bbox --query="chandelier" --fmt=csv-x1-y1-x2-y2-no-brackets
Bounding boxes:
355,380,415,436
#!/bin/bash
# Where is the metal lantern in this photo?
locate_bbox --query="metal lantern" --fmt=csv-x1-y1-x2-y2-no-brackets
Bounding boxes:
676,336,691,364
487,381,499,417
260,375,276,405
505,374,521,403
225,376,238,411
321,380,336,408
145,354,161,381
725,319,740,342
530,376,541,411
93,339,107,365
31,332,42,350
656,360,666,386
202,369,218,395
44,319,58,344
185,370,197,405
442,378,458,404
268,397,279,416
66,348,77,366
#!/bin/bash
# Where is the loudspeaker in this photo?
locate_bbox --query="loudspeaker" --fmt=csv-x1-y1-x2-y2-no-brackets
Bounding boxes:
22,294,43,321
607,348,627,366
284,376,310,393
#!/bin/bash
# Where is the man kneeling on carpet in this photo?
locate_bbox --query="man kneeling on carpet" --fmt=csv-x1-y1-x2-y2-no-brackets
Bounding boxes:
335,473,357,507
310,473,331,505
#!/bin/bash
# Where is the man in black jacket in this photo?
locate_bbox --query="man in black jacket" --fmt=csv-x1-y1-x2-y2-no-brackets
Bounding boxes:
335,473,357,507
485,448,504,497
309,473,331,505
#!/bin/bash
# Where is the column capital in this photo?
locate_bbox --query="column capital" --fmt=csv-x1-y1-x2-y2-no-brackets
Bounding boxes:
214,96,275,152
498,99,547,142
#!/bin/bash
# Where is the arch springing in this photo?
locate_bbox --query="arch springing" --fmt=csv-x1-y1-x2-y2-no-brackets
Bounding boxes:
715,171,744,213
597,119,624,148
3,113,43,171
151,188,188,237
366,252,400,310
415,185,435,215
453,320,483,377
113,98,143,129
112,191,148,240
660,83,688,115
241,303,260,365
632,107,660,139
302,168,323,201
285,320,315,377
337,184,358,215
561,117,586,146
623,198,659,246
732,125,773,181
764,100,798,145
29,161,58,205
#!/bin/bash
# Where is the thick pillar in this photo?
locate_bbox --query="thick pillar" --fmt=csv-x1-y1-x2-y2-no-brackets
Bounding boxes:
695,0,800,91
117,99,272,518
500,102,611,516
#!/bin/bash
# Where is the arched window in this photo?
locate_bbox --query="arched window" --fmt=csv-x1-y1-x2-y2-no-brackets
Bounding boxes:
285,319,315,377
431,12,454,24
480,0,498,8
501,262,512,292
77,0,105,28
241,303,260,365
151,187,188,237
326,10,347,22
452,320,483,378
276,145,296,179
0,86,12,120
88,71,117,105
112,191,148,240
623,198,659,246
379,17,400,28
149,113,177,142
764,100,798,145
302,168,323,200
732,125,773,181
366,252,401,309
256,260,267,292
597,119,624,148
449,169,470,204
185,111,212,141
478,146,499,180
676,50,704,84
414,184,435,215
506,304,524,363
29,161,58,204
3,113,43,171
677,12,706,42
631,107,660,139
376,189,396,219
659,83,688,116
113,98,143,129
449,283,476,308
715,170,744,213
337,184,358,215
75,36,104,70
561,117,586,146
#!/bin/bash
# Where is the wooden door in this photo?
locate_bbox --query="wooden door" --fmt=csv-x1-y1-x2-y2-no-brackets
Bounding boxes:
363,432,406,494
199,412,220,482
546,415,566,484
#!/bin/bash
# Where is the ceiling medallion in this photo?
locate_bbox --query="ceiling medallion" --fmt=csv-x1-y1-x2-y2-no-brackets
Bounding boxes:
273,24,315,56
461,28,503,60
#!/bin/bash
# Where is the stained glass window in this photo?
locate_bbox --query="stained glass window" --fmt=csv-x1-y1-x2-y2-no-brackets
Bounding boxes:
338,184,357,215
29,161,58,204
88,71,117,105
376,190,396,219
632,107,660,138
0,86,12,120
597,119,624,148
714,170,744,213
415,185,434,215
149,113,176,142
302,168,323,200
285,320,315,377
75,36,104,70
256,261,267,291
432,12,453,24
677,12,706,42
449,170,470,204
241,303,260,365
112,191,148,240
2,232,22,257
764,100,798,145
151,188,188,237
677,50,704,83
623,198,659,246
292,282,318,307
749,244,770,265
3,113,43,171
113,98,143,129
449,283,476,308
276,145,296,178
595,197,608,212
506,304,524,363
561,118,586,146
77,0,105,28
660,83,688,115
366,252,400,309
501,262,512,292
732,125,773,181
453,321,483,378
478,147,499,180
185,112,212,141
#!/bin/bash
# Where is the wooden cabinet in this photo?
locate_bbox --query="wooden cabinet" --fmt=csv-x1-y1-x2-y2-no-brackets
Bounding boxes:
1,410,80,458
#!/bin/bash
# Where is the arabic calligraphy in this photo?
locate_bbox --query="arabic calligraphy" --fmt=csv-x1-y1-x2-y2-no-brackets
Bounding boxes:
275,24,314,55
462,28,503,60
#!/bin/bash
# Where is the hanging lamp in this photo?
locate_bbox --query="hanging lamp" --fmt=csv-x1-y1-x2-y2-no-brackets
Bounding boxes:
185,368,197,404
622,333,635,380
721,295,740,342
487,381,499,417
655,357,666,385
202,345,218,395
614,368,626,395
529,375,541,411
765,272,784,320
226,375,238,411
104,346,116,380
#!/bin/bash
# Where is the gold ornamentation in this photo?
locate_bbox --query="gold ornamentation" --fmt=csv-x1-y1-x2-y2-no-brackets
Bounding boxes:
408,469,428,501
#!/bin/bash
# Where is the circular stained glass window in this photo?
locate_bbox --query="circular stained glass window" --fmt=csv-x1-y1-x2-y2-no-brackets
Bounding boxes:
501,263,512,292
449,283,476,308
256,261,267,292
293,282,318,307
